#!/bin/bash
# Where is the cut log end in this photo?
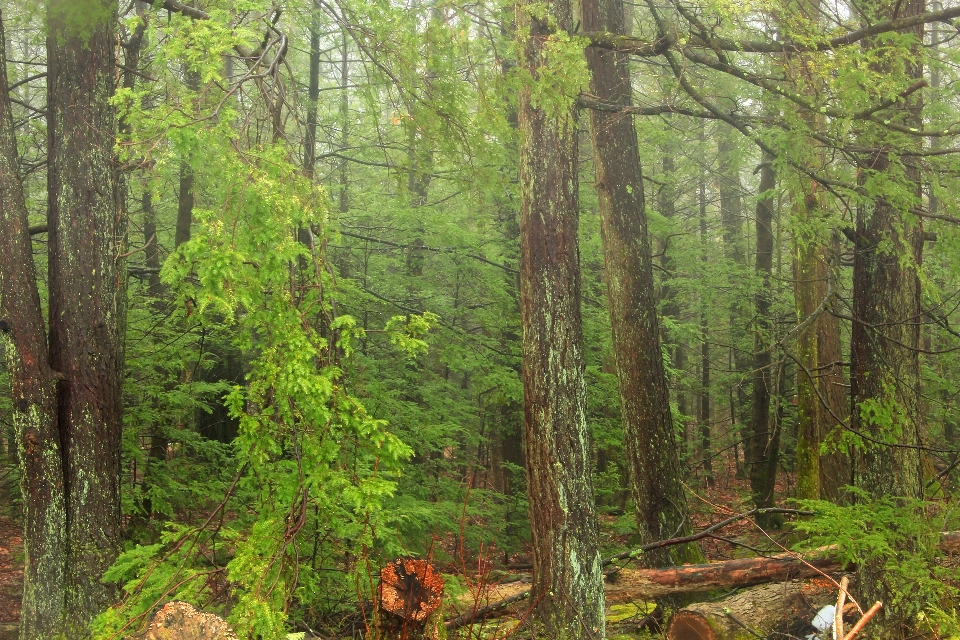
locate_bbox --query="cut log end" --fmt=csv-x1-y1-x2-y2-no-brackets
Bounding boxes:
668,610,720,640
378,558,445,622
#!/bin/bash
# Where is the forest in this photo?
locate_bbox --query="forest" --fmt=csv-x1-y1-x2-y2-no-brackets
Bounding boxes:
0,0,958,638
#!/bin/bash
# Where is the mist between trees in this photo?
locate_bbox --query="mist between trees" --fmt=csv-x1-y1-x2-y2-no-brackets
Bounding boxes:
0,0,958,638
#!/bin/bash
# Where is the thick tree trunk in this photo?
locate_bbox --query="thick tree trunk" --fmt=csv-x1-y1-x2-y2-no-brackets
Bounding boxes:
583,0,699,567
785,0,850,500
794,225,847,501
47,0,123,631
666,579,838,640
0,11,66,638
516,1,606,636
749,157,781,527
851,0,925,628
815,237,848,500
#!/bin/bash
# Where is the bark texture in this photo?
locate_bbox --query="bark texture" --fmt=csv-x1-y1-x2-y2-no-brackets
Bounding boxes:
583,0,699,567
47,0,123,631
717,129,750,432
749,157,781,527
517,0,606,636
851,0,925,628
0,11,66,637
665,579,838,640
785,1,849,500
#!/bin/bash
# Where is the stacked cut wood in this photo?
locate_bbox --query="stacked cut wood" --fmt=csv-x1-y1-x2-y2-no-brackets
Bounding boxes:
377,558,445,640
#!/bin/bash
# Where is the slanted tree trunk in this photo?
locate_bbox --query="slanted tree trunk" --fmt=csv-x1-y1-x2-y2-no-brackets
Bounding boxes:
583,0,700,567
47,0,123,633
516,0,606,635
0,11,66,638
749,156,781,527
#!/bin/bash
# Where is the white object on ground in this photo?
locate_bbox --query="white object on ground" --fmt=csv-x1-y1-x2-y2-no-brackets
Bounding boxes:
812,605,837,632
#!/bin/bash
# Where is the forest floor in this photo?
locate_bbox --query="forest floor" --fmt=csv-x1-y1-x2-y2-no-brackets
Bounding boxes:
447,456,797,637
0,454,786,638
0,514,22,640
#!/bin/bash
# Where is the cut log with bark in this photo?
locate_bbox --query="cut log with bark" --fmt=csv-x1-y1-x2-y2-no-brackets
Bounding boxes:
665,579,839,640
614,531,960,599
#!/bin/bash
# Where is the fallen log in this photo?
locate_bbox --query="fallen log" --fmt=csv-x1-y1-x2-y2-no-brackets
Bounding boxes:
606,531,960,599
446,531,960,628
665,579,839,640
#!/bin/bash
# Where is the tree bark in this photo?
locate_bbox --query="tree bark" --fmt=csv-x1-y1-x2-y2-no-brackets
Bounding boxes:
583,0,700,567
175,70,200,248
717,128,750,436
0,10,66,638
516,0,606,636
47,0,123,631
851,0,925,628
666,579,838,640
698,173,714,486
749,156,781,527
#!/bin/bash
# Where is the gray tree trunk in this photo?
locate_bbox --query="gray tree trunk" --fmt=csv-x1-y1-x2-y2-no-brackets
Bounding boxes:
516,0,606,635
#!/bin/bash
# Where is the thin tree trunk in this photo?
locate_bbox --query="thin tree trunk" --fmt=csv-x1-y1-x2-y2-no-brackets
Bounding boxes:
338,26,349,213
517,0,606,635
698,173,714,487
750,156,780,527
0,11,66,637
659,134,691,465
583,0,699,567
175,70,200,248
47,0,123,631
717,129,750,437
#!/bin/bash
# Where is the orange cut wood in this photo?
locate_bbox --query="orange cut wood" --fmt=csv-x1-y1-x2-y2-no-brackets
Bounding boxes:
377,558,444,622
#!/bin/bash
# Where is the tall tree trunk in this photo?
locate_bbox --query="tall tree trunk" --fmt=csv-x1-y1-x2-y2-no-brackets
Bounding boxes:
304,0,321,182
659,135,691,464
717,129,750,438
784,0,849,502
749,156,781,527
47,0,123,632
583,0,699,567
338,26,349,213
0,11,66,638
698,174,713,487
517,0,606,636
175,69,200,248
852,0,925,627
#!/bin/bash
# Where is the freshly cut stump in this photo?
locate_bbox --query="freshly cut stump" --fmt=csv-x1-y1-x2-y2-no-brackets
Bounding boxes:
142,601,237,640
665,578,840,640
378,558,444,621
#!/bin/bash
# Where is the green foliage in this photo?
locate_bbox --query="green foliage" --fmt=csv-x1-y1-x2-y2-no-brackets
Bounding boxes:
794,493,959,632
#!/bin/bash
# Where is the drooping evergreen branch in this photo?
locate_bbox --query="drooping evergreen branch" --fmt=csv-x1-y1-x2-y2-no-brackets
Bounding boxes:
582,4,960,54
